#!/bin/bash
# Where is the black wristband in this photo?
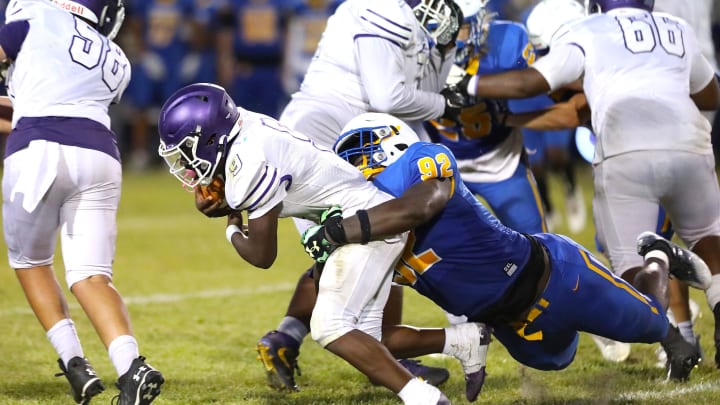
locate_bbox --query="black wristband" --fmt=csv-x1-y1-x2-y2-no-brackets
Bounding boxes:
324,215,348,245
356,210,372,245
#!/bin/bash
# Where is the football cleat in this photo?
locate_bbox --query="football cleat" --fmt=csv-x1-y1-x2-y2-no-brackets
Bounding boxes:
398,359,450,387
55,357,104,405
113,356,164,405
637,232,712,290
590,334,631,363
448,322,491,402
437,392,451,405
256,330,301,391
661,326,701,381
565,184,587,234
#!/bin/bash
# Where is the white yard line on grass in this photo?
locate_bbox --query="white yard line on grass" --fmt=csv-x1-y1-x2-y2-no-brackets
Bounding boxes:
0,282,296,316
617,380,720,402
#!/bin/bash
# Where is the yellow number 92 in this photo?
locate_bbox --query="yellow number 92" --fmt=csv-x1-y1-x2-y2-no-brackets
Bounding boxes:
417,153,453,181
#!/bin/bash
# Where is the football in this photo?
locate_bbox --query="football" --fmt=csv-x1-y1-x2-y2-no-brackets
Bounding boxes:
198,176,226,202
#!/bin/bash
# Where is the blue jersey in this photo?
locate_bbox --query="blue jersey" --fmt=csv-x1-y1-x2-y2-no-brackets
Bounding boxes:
427,21,540,160
370,142,668,372
372,142,532,317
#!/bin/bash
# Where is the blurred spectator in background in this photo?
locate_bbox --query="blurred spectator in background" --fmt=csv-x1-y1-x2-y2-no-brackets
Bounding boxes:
281,0,342,98
121,0,218,170
216,0,292,119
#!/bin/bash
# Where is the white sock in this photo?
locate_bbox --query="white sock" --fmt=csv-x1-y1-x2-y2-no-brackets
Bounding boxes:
705,274,720,310
397,377,441,405
277,316,308,344
442,323,482,374
46,319,84,368
108,335,139,376
644,250,669,267
677,321,695,344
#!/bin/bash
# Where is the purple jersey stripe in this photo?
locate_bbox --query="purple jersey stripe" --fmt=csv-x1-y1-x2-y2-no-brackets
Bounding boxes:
247,167,279,211
5,116,120,161
360,16,410,42
0,20,29,61
366,8,412,32
354,33,402,49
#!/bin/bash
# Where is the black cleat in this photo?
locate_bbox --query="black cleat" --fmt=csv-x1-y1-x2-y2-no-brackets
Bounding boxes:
637,232,711,290
661,326,701,381
55,357,105,405
113,356,164,405
398,359,450,387
256,330,301,391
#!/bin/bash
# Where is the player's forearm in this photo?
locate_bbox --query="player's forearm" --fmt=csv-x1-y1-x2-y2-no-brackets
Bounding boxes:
338,180,450,243
507,104,580,130
470,69,551,100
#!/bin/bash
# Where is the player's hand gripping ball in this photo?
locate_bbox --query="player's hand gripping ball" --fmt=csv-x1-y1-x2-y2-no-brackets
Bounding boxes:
195,177,231,218
198,176,226,202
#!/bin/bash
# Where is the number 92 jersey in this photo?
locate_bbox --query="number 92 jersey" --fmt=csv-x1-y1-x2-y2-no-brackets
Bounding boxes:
371,142,532,318
5,0,130,130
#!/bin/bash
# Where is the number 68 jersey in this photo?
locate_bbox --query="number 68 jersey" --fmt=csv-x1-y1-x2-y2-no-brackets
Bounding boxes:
4,0,130,130
533,8,715,164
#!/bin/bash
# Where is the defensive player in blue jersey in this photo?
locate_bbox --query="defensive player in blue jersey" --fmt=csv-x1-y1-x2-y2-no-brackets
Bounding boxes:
425,1,549,235
302,112,712,384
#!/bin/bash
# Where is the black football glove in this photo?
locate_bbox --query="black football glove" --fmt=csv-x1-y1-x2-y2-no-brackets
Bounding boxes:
300,206,344,264
301,225,336,264
441,82,471,122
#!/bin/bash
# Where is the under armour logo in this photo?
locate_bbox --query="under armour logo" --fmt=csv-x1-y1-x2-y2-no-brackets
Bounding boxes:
305,241,320,255
133,366,148,382
143,383,159,399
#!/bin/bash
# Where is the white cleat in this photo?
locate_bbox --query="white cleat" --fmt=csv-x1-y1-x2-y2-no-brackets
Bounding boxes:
591,334,631,363
565,185,587,234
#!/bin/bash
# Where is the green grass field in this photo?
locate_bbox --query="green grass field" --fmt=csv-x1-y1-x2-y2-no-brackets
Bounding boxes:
1,166,719,404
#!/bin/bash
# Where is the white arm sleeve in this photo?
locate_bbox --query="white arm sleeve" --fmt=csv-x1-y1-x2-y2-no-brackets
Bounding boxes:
354,36,445,120
687,25,716,94
531,43,585,91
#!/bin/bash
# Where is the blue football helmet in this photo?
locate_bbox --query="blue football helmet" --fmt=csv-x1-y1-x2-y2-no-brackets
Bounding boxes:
334,113,420,180
585,0,653,14
157,83,241,188
52,0,126,39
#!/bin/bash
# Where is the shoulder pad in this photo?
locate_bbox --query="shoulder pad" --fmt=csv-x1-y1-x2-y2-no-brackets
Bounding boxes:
486,20,535,70
5,0,49,23
357,0,415,48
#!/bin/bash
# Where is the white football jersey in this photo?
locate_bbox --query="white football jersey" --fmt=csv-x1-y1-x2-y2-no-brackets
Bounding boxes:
224,109,394,221
532,8,715,163
655,0,717,70
291,0,446,123
5,0,130,129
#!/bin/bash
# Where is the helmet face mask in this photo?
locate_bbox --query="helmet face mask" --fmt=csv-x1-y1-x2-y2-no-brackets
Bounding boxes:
334,113,420,179
585,0,654,14
410,0,458,46
52,0,125,40
157,83,241,189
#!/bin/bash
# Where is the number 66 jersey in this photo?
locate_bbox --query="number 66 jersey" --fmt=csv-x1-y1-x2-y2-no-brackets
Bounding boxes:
532,8,715,164
3,0,130,133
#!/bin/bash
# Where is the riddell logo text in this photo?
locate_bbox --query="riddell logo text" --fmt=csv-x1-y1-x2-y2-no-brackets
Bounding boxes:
53,1,87,15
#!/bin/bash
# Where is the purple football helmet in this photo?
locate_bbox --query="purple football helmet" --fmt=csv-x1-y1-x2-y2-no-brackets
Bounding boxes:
158,83,241,188
52,0,126,39
586,0,653,14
